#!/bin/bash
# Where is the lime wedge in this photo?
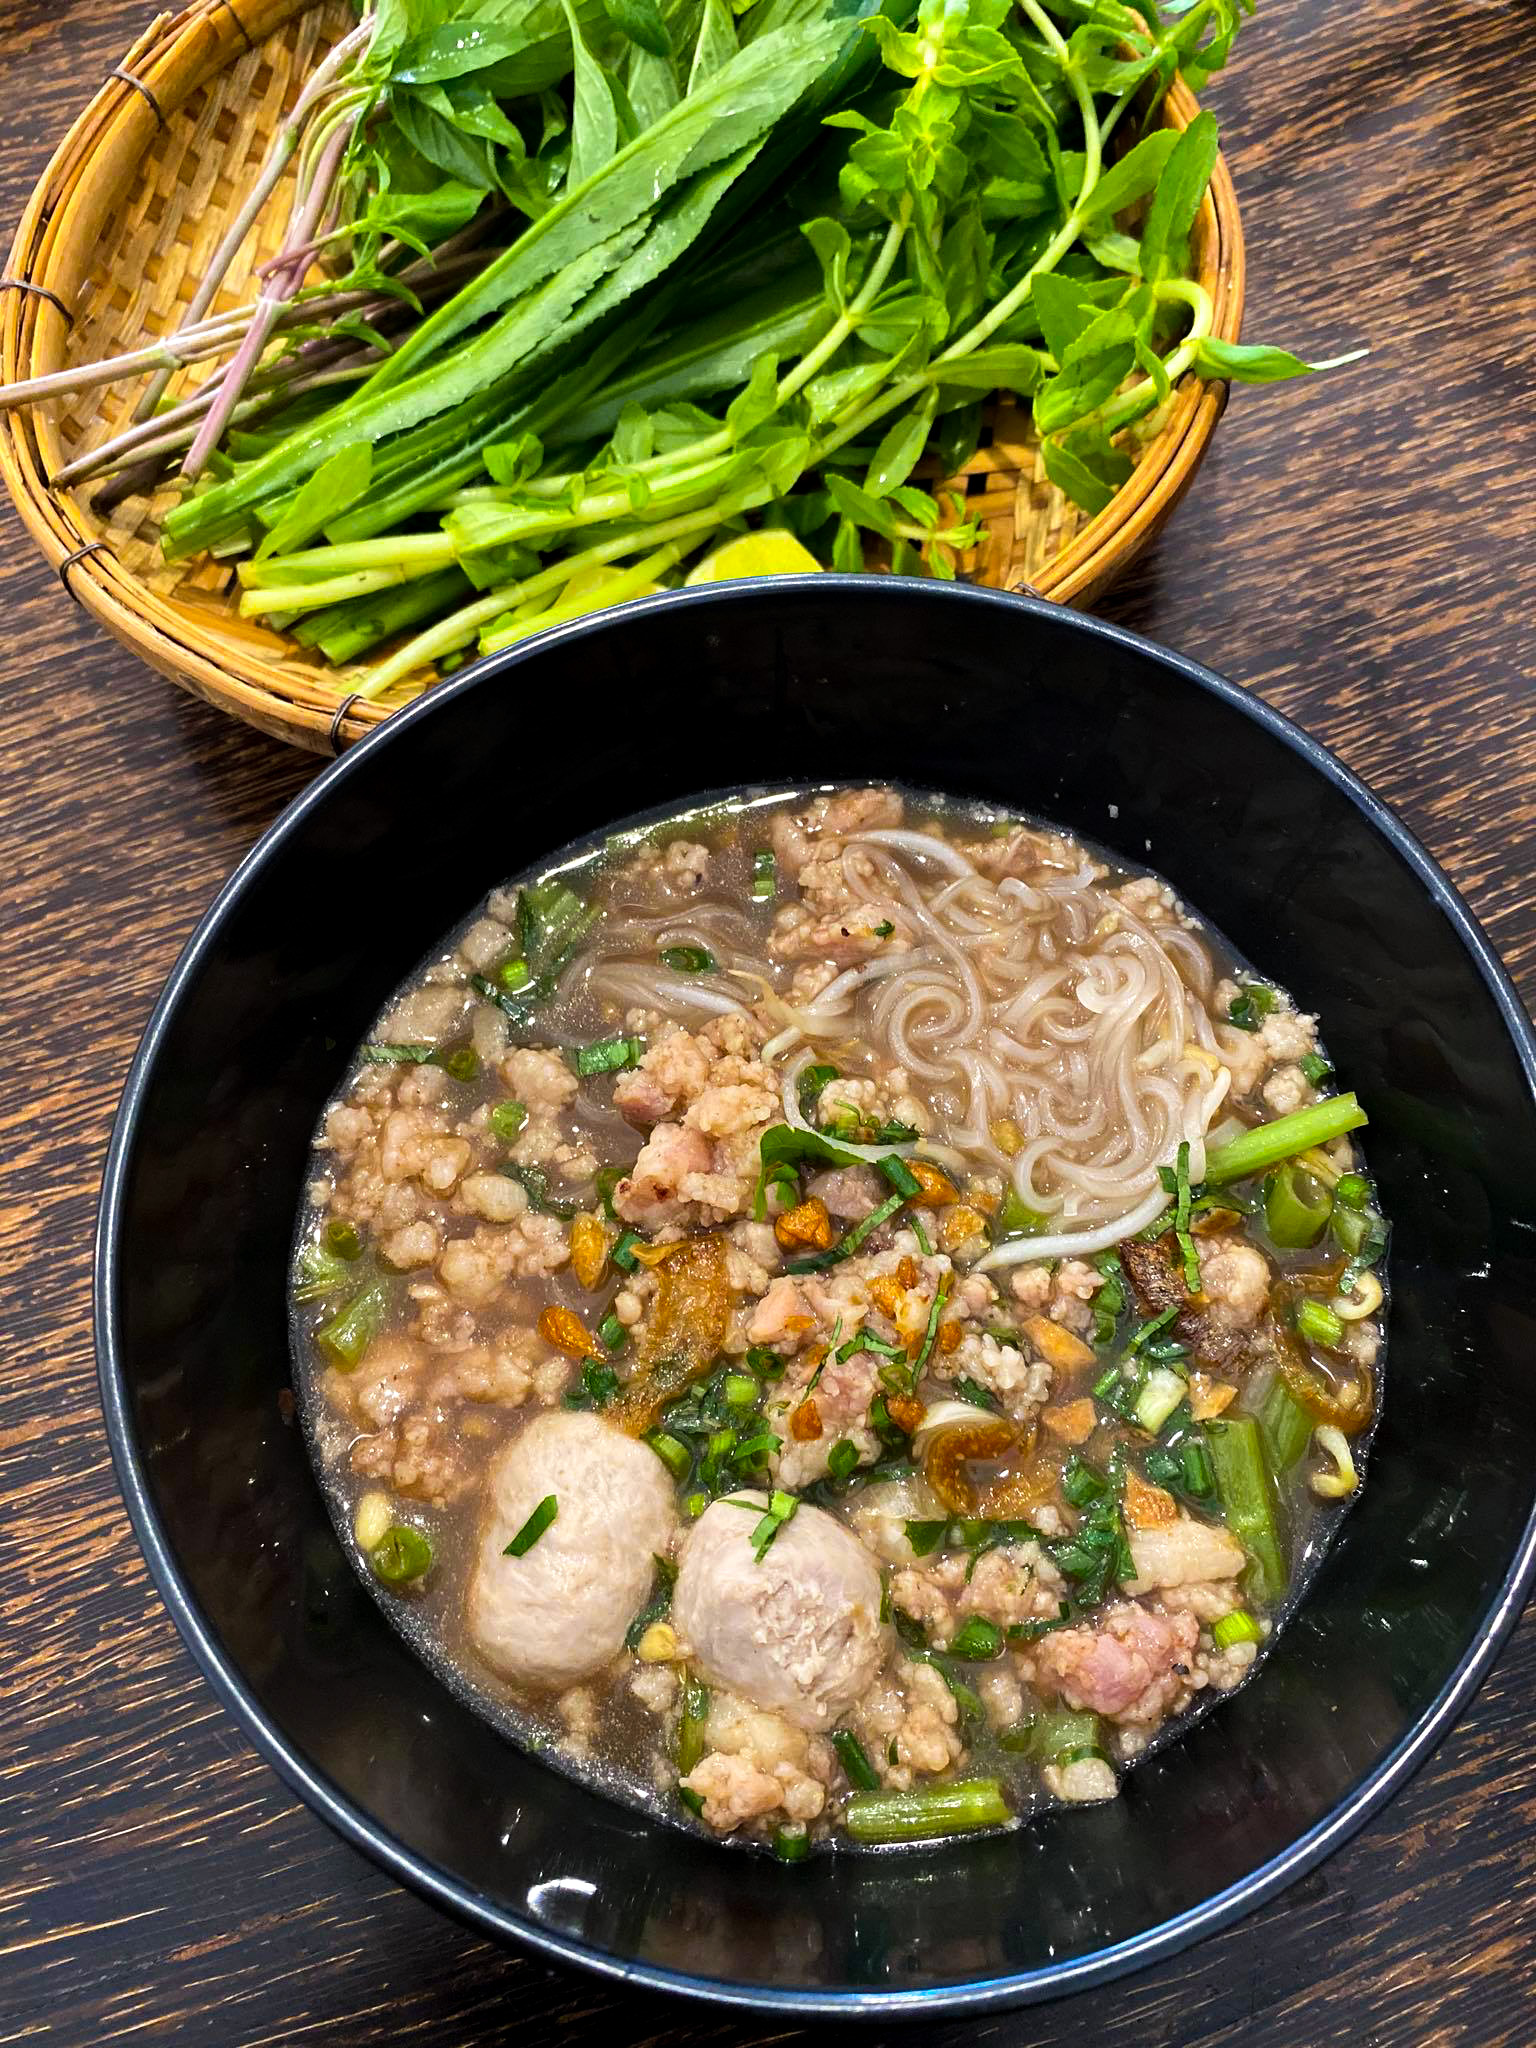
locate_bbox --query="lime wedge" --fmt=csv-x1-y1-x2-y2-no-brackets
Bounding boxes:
684,531,823,585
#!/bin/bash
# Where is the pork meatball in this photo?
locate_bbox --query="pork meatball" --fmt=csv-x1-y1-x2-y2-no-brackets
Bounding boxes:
467,1411,676,1691
673,1494,890,1731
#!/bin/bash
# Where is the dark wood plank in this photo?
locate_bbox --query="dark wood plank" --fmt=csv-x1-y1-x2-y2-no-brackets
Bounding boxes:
1,0,1532,2043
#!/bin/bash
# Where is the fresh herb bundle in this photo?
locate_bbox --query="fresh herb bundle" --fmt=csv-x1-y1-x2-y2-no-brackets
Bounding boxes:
2,0,1358,698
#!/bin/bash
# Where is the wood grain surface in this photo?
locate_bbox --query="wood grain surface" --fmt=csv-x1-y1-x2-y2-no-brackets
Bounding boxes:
2,1,1533,2043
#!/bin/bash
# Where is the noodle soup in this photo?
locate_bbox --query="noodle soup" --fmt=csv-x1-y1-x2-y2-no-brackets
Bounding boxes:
292,787,1387,1854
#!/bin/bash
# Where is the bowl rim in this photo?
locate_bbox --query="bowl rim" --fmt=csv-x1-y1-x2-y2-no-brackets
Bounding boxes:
94,578,1536,2016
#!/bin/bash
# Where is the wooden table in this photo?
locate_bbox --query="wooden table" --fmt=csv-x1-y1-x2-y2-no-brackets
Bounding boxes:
4,0,1534,2040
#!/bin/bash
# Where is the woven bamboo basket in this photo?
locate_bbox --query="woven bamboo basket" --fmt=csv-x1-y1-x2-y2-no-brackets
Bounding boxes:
0,0,1245,754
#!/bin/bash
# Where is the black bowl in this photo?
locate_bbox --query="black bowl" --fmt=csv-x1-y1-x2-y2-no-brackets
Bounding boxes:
96,579,1536,2016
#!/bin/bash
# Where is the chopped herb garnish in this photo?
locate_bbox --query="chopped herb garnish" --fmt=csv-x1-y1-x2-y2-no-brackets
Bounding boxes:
827,1438,860,1484
315,1281,388,1368
773,1824,810,1862
612,1228,642,1272
499,1162,578,1219
598,1312,628,1353
1299,1051,1332,1086
996,1186,1049,1239
1159,1140,1202,1294
1335,1172,1369,1211
624,1555,678,1649
1061,1455,1109,1508
948,1617,1004,1661
746,1343,785,1381
504,1493,558,1557
751,848,776,900
293,1243,352,1302
488,1099,528,1141
646,1431,691,1480
753,1124,917,1223
904,1519,951,1558
1128,1306,1181,1354
836,1327,906,1365
362,1041,476,1080
724,1372,760,1410
325,1217,363,1261
498,958,531,991
564,1357,622,1410
723,1489,800,1562
593,1164,624,1219
910,1214,934,1257
952,1376,1000,1412
370,1524,433,1585
574,1035,644,1077
659,945,717,974
784,1190,906,1274
1227,982,1277,1032
1007,1601,1075,1645
833,1729,881,1790
1091,1251,1124,1346
872,920,894,939
907,1278,950,1386
798,1063,839,1121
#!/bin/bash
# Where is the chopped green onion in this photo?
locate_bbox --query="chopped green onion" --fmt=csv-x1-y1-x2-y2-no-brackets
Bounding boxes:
1299,1051,1332,1086
832,1729,881,1791
488,1099,528,1141
1207,1417,1287,1601
827,1437,860,1484
369,1524,434,1585
724,1372,760,1410
1335,1211,1388,1285
315,1281,388,1368
909,1214,934,1257
1264,1163,1332,1249
325,1218,363,1260
1258,1375,1313,1472
659,945,717,974
498,958,532,991
879,1155,921,1199
360,1042,435,1064
1159,1139,1201,1293
722,1488,800,1561
624,1554,677,1649
564,1357,621,1410
1204,1095,1368,1187
1091,1252,1125,1346
293,1243,352,1301
952,1376,1000,1412
845,1779,1010,1843
1062,1456,1109,1508
440,1046,479,1082
678,1670,710,1775
1211,1608,1264,1650
1181,1439,1214,1497
1296,1298,1344,1348
685,1490,708,1517
873,919,895,939
798,1063,839,1120
1031,1709,1105,1768
1134,1366,1188,1435
948,1617,1004,1661
574,1035,644,1077
592,1313,625,1356
996,1186,1049,1238
772,1823,810,1862
504,1493,558,1557
612,1229,642,1272
1334,1172,1369,1210
751,848,776,900
745,1343,785,1382
594,1165,624,1219
499,1162,578,1218
1227,982,1277,1032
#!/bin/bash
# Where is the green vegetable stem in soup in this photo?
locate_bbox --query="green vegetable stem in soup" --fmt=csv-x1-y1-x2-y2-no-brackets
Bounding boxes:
291,786,1388,1854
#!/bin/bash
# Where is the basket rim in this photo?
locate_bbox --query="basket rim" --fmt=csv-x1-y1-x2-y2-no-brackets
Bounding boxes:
0,0,1246,752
